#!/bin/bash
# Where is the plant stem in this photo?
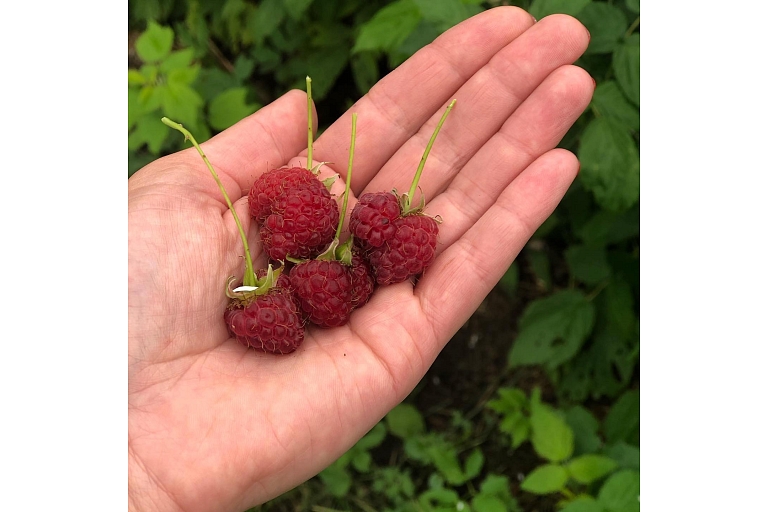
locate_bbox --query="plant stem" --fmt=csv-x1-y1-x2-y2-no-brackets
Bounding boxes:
625,15,640,38
161,117,256,287
407,99,457,206
336,113,357,240
306,76,313,170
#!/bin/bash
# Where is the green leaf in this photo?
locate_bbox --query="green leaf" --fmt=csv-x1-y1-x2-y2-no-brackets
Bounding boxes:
138,83,163,112
471,495,507,512
529,0,591,19
233,56,255,82
463,448,484,480
128,69,146,86
129,114,170,154
128,89,142,130
356,421,387,450
418,486,460,509
476,474,521,511
566,455,618,484
560,497,606,512
282,0,314,20
613,34,640,107
167,65,201,87
318,464,352,497
429,445,465,485
592,81,640,132
520,464,568,494
351,52,380,96
353,0,422,53
351,450,372,472
159,48,195,73
578,117,640,212
195,67,238,103
577,2,627,54
565,245,611,285
135,21,174,63
604,442,640,470
207,87,259,131
161,82,203,127
597,470,640,512
603,390,639,445
565,406,601,455
508,290,596,370
386,404,426,439
413,0,473,31
576,205,640,247
626,0,640,13
530,399,574,462
247,0,285,45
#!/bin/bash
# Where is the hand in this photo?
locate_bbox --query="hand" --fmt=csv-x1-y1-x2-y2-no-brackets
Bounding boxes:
128,7,593,512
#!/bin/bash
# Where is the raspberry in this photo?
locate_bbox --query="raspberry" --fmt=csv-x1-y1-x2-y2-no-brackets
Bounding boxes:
248,167,317,221
260,184,340,261
224,290,304,354
349,192,401,249
289,260,353,328
350,252,375,308
366,214,439,285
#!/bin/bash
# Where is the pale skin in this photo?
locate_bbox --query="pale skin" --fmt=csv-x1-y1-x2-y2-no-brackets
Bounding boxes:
128,8,594,512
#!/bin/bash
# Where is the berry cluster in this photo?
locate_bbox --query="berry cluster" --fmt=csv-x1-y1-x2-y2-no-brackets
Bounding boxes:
163,77,455,356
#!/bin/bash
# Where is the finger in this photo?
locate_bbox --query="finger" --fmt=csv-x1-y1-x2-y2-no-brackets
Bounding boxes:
311,6,536,192
427,64,594,252
417,148,580,344
362,14,591,201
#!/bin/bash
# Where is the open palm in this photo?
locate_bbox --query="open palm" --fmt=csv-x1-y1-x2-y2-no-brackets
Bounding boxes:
128,8,593,512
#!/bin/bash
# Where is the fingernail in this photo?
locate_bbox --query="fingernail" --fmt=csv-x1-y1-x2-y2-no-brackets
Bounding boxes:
587,28,591,42
592,77,597,89
530,13,537,22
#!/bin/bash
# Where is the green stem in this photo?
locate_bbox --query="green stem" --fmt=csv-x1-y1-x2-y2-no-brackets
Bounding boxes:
306,76,313,170
161,117,256,287
625,15,640,38
336,113,357,240
407,99,457,205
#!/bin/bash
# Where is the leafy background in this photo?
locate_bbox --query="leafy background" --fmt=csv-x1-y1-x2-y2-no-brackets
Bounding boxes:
128,0,639,510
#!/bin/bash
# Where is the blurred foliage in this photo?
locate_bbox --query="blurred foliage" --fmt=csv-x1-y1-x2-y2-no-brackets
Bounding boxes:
128,0,639,509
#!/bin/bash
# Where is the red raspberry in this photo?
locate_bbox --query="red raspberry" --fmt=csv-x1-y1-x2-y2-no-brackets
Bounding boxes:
350,252,375,309
367,214,439,285
248,167,317,221
350,192,401,250
260,184,339,261
224,290,304,354
289,260,353,328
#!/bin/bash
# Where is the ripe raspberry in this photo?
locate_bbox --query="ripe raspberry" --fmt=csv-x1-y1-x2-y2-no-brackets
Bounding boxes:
367,214,439,285
289,260,353,328
224,290,304,354
260,184,340,261
248,166,316,221
349,252,375,309
349,192,401,250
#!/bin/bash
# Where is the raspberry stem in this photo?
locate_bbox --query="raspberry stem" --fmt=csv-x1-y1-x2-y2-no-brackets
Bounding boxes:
161,117,257,287
406,99,457,211
306,76,313,171
336,113,357,240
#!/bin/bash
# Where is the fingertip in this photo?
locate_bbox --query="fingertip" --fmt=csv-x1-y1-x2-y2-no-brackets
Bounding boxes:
536,13,591,55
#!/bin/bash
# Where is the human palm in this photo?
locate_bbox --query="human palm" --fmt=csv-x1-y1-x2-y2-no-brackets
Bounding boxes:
128,8,593,512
